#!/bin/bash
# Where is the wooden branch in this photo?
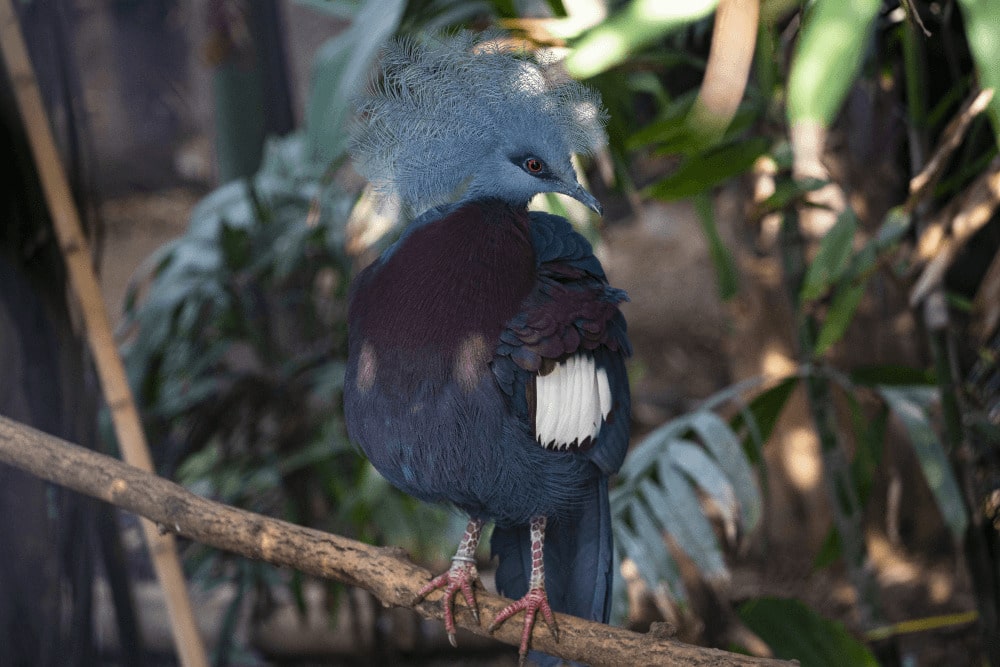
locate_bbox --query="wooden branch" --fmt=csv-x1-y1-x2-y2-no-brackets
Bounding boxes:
0,3,207,665
906,87,994,213
0,415,793,667
911,154,1000,306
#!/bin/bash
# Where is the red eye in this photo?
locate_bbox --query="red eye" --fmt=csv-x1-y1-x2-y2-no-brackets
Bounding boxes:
524,158,543,174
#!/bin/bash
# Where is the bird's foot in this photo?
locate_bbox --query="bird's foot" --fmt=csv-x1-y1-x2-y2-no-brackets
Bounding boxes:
488,586,559,666
415,557,481,646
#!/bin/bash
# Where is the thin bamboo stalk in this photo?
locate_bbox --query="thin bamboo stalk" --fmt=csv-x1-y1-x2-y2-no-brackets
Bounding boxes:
0,3,208,665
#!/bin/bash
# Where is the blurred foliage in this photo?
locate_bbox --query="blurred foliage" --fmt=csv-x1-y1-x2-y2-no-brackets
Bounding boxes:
611,379,768,620
738,597,880,667
554,0,999,661
120,0,1000,663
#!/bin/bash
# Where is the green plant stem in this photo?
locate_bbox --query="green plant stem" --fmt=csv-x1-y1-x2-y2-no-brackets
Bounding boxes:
925,295,1000,666
779,212,881,627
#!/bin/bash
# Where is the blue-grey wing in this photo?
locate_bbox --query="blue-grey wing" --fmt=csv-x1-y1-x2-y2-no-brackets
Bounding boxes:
493,212,631,475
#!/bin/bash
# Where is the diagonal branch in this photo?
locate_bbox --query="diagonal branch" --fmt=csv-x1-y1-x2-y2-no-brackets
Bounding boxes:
0,415,793,667
911,154,1000,306
906,87,994,213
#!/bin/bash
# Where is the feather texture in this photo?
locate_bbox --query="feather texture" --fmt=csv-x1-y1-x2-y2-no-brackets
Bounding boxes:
350,32,607,214
343,31,630,664
535,353,612,450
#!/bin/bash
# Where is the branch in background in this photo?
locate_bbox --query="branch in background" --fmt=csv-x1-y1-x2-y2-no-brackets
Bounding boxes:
906,87,994,211
0,415,794,667
910,154,1000,305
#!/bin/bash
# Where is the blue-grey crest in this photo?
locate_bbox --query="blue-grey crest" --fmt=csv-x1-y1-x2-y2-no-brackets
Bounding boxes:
350,31,608,216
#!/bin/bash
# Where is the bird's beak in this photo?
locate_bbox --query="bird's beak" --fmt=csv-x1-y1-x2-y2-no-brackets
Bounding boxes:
565,183,604,217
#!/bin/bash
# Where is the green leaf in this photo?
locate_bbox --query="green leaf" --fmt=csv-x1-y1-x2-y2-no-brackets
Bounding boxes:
668,441,740,544
849,364,934,387
846,394,888,504
799,209,858,304
957,0,1000,145
874,206,911,249
813,526,842,570
306,0,405,165
879,387,969,540
813,277,866,355
731,376,799,463
641,471,728,580
646,137,770,200
623,502,685,592
631,99,761,156
690,411,762,530
739,597,879,666
787,0,881,127
754,177,827,216
694,193,739,300
627,90,698,149
565,0,719,79
220,221,252,270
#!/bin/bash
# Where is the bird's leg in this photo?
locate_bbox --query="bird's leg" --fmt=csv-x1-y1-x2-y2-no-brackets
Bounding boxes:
415,518,484,645
488,516,558,665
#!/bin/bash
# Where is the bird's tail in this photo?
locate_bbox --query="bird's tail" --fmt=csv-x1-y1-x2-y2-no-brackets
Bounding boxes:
490,476,613,666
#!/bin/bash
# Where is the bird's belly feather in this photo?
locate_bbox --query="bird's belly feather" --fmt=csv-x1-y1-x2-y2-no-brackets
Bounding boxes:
344,347,596,526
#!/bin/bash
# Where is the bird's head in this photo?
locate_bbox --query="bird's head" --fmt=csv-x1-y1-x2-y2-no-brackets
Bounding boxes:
469,141,603,215
351,32,607,217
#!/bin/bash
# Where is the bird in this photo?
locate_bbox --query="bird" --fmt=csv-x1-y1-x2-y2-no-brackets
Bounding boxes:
343,31,631,666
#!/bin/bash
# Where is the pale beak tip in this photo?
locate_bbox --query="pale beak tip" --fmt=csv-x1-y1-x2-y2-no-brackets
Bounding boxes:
570,184,603,217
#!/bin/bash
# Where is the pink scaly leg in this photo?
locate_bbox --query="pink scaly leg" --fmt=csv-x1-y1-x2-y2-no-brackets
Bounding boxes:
415,518,484,646
488,516,559,666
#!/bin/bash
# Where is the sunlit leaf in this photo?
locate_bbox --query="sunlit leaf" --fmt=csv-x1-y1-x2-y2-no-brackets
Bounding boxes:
786,0,880,127
641,473,728,580
690,411,762,529
667,441,740,544
957,0,1000,145
565,0,719,79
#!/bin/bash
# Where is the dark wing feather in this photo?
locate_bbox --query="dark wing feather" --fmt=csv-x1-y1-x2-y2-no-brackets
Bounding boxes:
493,211,631,474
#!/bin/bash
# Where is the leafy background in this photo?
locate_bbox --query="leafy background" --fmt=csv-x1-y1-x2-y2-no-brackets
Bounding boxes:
63,0,1000,664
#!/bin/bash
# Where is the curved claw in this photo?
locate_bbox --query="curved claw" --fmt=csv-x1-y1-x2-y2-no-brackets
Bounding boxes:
414,560,481,644
488,586,559,665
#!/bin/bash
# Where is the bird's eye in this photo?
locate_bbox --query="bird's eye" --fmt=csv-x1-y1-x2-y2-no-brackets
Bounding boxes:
524,157,544,174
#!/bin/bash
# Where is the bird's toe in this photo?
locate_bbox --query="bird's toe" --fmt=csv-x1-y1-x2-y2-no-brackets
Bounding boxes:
415,560,482,643
488,586,558,661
